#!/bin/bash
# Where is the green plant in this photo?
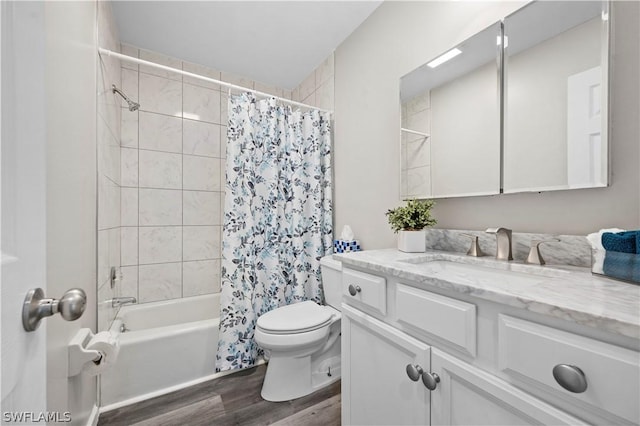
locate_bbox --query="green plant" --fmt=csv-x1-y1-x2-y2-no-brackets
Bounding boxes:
386,199,437,233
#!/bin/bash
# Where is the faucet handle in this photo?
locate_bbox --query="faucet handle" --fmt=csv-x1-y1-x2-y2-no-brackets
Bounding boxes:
526,239,561,265
461,233,484,257
485,227,512,235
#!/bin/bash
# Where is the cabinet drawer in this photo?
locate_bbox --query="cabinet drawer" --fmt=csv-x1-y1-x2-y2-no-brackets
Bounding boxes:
342,268,386,315
499,315,640,424
396,284,476,356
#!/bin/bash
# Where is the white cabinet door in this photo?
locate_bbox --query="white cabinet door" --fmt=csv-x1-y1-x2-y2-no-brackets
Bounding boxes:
431,349,586,426
342,304,431,426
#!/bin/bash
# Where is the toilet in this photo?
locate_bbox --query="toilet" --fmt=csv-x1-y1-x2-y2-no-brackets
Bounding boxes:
255,255,342,402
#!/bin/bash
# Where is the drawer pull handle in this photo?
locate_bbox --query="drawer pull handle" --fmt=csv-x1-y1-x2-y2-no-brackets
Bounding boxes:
552,364,588,393
421,372,440,391
406,364,424,382
348,285,362,296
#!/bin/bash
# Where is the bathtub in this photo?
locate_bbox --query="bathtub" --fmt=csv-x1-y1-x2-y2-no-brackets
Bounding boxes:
100,293,224,411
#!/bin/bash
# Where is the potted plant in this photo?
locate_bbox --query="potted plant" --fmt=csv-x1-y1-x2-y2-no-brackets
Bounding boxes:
386,199,437,253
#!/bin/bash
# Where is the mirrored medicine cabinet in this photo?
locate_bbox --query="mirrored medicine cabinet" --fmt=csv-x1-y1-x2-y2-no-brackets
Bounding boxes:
400,0,609,200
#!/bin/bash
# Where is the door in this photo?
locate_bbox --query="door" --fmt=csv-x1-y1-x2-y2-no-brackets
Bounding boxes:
1,0,48,416
342,304,431,426
430,349,586,425
567,65,606,188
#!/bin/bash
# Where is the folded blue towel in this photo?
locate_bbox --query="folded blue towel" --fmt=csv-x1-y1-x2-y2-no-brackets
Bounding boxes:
603,251,640,284
602,231,638,254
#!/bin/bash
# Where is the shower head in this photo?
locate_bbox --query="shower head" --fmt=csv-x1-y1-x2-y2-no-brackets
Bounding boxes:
112,84,139,112
127,100,140,112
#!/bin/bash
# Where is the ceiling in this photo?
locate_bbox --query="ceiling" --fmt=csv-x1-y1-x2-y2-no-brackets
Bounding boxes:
112,1,382,90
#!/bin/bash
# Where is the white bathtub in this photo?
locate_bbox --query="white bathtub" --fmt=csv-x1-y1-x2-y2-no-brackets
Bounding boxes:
100,294,223,411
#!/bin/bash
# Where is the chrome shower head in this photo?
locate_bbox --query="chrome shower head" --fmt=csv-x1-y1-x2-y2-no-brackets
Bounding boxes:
112,84,139,112
127,100,140,112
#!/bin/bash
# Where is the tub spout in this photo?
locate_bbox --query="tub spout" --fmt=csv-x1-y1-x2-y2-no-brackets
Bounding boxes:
112,297,137,308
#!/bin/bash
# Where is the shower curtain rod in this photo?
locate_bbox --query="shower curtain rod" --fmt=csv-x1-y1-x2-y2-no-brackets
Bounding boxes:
99,48,333,114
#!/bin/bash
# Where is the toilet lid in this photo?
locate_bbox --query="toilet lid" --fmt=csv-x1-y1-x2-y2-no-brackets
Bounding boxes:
257,301,334,334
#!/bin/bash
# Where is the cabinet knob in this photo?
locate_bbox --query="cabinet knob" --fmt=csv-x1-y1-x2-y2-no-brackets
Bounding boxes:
348,284,362,296
552,364,587,393
406,364,424,382
421,372,440,391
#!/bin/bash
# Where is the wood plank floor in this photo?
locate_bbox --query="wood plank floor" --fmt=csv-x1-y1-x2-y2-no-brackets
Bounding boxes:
98,364,341,426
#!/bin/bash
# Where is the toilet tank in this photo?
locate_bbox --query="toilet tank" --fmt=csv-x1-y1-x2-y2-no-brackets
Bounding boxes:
320,255,342,310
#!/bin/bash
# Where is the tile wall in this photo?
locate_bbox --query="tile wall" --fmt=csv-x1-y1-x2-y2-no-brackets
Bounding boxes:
118,45,292,305
292,53,335,111
401,92,431,198
96,1,122,331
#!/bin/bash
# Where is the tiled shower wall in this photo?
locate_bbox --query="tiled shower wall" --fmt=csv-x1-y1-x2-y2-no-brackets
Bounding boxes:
97,1,122,331
118,45,292,305
401,92,431,198
292,53,335,111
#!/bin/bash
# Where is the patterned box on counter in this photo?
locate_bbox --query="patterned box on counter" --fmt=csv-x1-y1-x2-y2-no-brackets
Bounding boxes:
334,239,361,253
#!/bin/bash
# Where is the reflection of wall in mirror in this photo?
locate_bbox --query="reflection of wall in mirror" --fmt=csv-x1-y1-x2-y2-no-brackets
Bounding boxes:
430,61,500,197
504,17,601,192
401,92,431,198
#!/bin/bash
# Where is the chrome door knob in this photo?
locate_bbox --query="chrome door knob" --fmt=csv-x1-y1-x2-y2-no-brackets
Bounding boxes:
57,289,87,321
552,364,588,393
348,284,362,296
421,372,440,390
23,287,87,332
406,364,424,382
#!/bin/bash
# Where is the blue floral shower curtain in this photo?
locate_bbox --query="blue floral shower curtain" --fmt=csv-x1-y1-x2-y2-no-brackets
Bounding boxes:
216,93,333,372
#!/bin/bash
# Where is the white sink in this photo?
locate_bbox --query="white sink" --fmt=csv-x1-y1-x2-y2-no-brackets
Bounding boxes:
402,259,567,286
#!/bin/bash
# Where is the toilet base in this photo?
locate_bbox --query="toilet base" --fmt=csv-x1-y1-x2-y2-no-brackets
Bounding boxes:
260,334,341,402
260,355,341,402
261,356,311,402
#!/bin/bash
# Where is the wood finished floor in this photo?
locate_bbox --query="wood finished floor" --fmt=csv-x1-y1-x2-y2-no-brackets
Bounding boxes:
98,364,341,426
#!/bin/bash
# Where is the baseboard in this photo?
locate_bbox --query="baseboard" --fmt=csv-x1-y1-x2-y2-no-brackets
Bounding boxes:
86,404,99,426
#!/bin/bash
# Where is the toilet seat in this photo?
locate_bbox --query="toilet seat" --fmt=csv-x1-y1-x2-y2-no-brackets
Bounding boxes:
257,301,335,335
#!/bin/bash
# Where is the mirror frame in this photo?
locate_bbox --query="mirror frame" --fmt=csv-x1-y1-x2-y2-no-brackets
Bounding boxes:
399,0,611,200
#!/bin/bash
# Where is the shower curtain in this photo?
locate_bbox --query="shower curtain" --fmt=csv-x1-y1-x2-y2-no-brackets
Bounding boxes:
216,93,333,372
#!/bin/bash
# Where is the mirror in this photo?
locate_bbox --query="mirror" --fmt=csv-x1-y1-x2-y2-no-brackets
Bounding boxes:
400,22,502,199
399,1,610,199
503,1,609,193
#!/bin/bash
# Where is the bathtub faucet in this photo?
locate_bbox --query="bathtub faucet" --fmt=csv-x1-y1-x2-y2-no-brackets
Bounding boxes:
112,297,137,308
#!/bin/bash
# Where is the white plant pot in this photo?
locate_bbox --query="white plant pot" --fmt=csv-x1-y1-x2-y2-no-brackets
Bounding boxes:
397,229,426,253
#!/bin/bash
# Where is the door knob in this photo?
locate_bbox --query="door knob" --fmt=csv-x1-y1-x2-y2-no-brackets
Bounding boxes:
421,372,440,390
552,364,587,393
348,284,361,296
23,288,87,332
406,364,424,381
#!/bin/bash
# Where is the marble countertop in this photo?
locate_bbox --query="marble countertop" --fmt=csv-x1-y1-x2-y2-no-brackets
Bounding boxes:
334,249,640,340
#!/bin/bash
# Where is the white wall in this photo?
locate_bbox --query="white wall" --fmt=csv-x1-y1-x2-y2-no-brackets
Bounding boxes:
45,1,98,424
334,1,639,249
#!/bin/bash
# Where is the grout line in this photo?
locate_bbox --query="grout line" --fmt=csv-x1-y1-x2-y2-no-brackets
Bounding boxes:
181,65,185,299
133,107,225,126
120,184,220,193
137,66,141,304
127,146,224,160
136,259,220,267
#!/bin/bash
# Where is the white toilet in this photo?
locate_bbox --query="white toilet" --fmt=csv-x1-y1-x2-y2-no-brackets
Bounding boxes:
255,255,342,402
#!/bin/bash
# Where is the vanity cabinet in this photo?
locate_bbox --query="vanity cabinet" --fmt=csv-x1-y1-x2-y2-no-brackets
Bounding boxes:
340,265,638,426
431,349,583,425
341,304,431,425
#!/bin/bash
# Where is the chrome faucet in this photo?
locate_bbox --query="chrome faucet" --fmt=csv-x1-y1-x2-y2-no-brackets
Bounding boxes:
486,228,513,261
111,297,137,308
